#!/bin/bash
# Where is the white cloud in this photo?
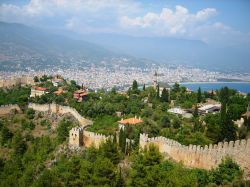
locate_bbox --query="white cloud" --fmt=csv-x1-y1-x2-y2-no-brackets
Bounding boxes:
0,0,141,34
0,1,249,46
120,5,217,35
0,0,140,19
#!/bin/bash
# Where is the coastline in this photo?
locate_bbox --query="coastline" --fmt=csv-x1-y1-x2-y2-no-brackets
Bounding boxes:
169,81,250,85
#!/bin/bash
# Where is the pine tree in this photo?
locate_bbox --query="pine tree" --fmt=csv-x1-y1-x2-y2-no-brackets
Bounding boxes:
101,138,121,164
173,82,180,92
116,167,125,187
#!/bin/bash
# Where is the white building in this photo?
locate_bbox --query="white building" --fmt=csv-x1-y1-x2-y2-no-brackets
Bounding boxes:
168,107,186,115
168,107,193,118
198,104,221,114
30,86,47,97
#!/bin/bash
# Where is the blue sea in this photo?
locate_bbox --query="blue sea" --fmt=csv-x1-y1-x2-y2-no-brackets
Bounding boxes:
179,82,250,93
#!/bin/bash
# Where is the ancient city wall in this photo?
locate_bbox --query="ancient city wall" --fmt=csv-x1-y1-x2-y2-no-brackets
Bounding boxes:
83,130,111,148
69,127,111,148
28,103,93,127
0,104,21,116
0,76,34,88
140,134,250,175
69,127,84,147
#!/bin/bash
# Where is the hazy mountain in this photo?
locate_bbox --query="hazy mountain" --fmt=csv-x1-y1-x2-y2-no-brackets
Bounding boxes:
78,33,250,72
0,22,249,72
0,22,153,71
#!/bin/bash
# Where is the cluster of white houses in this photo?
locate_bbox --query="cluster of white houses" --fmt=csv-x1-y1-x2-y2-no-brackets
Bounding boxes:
168,101,222,118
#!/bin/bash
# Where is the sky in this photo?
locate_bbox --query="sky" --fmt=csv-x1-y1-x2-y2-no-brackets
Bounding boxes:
0,0,250,47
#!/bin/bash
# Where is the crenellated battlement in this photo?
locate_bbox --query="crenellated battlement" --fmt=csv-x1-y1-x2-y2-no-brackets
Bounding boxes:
68,126,111,148
84,131,111,139
140,133,250,174
83,130,111,148
28,103,93,127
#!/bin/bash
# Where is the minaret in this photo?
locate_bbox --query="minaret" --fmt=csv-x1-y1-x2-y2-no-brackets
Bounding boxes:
153,71,158,89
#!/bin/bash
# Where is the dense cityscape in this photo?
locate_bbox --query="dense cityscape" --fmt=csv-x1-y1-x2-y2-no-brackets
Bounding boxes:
1,65,250,90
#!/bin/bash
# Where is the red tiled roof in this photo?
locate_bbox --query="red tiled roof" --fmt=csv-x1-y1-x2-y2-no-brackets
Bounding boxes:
32,86,47,91
118,117,143,125
74,90,88,97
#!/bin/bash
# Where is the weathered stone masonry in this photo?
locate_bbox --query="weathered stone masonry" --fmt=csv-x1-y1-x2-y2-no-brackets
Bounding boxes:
140,133,250,175
26,103,250,174
69,127,111,148
28,103,108,148
28,103,93,127
0,104,21,116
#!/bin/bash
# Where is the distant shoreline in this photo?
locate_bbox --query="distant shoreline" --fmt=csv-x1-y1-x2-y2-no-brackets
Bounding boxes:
169,81,250,85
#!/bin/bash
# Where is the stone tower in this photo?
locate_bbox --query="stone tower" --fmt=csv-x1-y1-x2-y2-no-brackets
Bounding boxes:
69,127,84,147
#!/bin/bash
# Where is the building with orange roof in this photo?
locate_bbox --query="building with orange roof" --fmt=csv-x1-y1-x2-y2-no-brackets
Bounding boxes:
118,116,143,130
30,86,47,97
73,89,88,102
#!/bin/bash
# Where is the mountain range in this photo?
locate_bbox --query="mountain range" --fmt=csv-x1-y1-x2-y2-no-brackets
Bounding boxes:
0,21,249,72
78,33,250,72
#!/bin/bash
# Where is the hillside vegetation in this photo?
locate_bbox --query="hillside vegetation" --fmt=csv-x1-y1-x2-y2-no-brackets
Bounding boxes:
0,76,250,186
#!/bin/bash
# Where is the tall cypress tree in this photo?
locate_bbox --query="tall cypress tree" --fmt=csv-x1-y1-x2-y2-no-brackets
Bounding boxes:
219,87,237,141
160,88,169,102
132,80,138,91
193,105,199,118
156,84,160,99
118,128,126,154
197,87,202,103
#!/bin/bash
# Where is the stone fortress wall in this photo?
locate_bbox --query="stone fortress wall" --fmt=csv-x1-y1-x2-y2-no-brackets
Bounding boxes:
140,133,250,175
0,76,34,88
18,103,250,174
69,127,111,148
82,130,111,148
0,104,21,116
28,103,108,148
28,103,93,127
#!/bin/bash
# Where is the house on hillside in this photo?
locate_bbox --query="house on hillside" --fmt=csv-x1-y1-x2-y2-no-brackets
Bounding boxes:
185,88,193,94
30,86,47,97
168,107,193,118
52,76,64,87
118,116,143,130
197,99,221,114
73,89,88,102
198,104,221,114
